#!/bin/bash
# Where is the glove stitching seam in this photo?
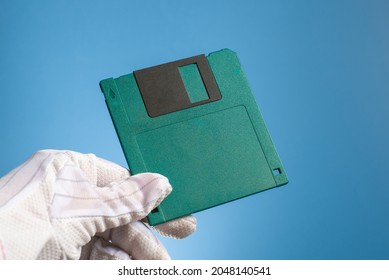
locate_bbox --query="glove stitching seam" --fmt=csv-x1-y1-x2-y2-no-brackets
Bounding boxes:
50,190,165,220
52,176,168,202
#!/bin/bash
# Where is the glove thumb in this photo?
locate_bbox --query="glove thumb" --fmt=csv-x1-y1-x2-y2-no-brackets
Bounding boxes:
50,172,171,258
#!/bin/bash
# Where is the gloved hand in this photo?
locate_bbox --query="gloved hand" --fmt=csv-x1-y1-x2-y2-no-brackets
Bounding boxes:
0,150,196,260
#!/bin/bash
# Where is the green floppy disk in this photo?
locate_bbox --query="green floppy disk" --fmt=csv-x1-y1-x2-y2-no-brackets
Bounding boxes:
99,49,288,225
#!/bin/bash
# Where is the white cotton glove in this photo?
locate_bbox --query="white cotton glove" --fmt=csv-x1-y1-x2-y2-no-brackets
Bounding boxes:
0,150,196,260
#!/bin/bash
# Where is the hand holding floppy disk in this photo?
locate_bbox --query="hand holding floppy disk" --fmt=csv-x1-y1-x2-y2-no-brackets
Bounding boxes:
0,49,287,259
0,150,195,259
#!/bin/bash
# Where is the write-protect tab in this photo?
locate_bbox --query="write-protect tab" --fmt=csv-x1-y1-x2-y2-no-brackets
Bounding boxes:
134,54,222,117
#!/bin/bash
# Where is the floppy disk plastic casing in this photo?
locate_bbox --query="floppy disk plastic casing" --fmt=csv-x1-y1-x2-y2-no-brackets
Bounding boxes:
100,49,288,225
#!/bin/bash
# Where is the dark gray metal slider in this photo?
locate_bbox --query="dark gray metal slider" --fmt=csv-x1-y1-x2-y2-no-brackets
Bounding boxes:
134,54,222,117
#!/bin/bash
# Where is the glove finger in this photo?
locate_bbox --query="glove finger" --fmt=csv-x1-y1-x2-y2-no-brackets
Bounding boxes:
102,221,171,260
149,215,197,239
51,172,172,236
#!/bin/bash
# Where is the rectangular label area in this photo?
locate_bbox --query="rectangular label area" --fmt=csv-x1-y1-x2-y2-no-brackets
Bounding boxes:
136,106,276,224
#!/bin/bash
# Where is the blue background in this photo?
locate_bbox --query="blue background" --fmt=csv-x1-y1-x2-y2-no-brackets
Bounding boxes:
1,0,388,259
